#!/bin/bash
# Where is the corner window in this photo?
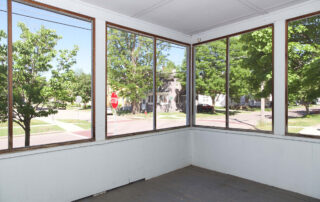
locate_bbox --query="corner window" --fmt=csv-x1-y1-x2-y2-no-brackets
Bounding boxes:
156,40,188,129
194,25,273,133
106,25,190,137
228,27,273,131
287,12,320,136
195,38,227,128
106,26,154,136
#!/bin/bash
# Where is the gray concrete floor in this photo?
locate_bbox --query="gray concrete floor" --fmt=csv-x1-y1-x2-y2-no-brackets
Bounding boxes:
78,166,319,202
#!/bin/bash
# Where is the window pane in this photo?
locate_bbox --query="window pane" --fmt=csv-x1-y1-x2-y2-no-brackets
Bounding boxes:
195,39,227,128
287,14,320,136
12,2,93,148
0,0,8,150
107,27,154,136
229,27,273,131
156,40,187,129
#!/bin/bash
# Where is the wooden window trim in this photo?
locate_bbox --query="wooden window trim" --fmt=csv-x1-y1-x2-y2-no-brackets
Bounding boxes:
285,10,320,139
192,24,275,134
105,22,191,139
0,0,96,154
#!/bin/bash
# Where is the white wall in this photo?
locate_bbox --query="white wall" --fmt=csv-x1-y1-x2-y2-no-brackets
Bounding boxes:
1,0,320,201
0,129,192,202
191,128,320,199
190,1,320,200
0,1,192,202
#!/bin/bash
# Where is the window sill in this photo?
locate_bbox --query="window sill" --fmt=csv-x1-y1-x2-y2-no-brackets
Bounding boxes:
0,127,190,160
106,125,190,139
192,126,320,144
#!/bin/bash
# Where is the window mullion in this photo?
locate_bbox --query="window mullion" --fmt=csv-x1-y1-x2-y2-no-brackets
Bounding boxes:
7,0,13,150
226,37,230,129
153,37,157,131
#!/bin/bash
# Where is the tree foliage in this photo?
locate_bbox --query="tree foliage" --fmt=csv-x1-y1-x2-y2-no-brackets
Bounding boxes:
0,30,8,123
49,47,79,106
107,27,167,114
185,27,273,112
194,39,227,112
73,71,91,108
288,15,320,114
237,27,273,99
0,23,79,146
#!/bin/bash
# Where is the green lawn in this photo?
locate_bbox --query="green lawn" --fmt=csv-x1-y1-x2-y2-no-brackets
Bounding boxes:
0,125,64,137
58,119,91,130
288,127,304,134
196,111,225,118
256,120,272,131
0,119,48,127
288,114,320,127
255,114,320,133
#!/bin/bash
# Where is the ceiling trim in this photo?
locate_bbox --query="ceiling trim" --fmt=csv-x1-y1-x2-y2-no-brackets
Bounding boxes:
132,0,174,18
237,0,269,14
187,11,260,35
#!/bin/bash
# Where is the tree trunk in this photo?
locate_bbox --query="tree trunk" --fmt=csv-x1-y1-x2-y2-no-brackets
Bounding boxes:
211,95,216,114
260,83,265,121
305,104,310,115
25,120,31,147
132,101,140,115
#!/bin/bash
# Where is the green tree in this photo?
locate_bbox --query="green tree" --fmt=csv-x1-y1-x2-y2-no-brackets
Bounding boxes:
49,46,79,107
0,30,8,123
0,23,79,146
74,72,91,108
193,39,228,113
107,27,166,114
238,27,273,100
229,36,251,106
288,15,320,114
229,27,273,114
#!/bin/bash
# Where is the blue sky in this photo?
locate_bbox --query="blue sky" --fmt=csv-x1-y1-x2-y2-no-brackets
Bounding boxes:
0,0,185,75
164,43,186,67
0,0,92,76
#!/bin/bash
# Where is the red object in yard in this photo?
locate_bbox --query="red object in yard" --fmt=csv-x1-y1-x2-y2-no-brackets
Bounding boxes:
111,92,118,109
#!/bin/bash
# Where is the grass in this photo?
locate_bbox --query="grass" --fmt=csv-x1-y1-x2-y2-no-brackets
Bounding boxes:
256,120,272,131
288,104,318,110
58,119,91,130
255,114,320,134
196,113,225,118
0,125,64,137
288,114,320,127
0,119,48,127
242,107,272,112
288,127,304,134
158,115,186,120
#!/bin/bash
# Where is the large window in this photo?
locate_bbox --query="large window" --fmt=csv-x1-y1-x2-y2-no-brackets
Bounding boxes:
0,0,95,152
156,40,188,129
106,25,189,137
0,0,8,151
229,27,273,131
195,38,227,128
287,12,320,137
106,26,154,136
194,25,273,132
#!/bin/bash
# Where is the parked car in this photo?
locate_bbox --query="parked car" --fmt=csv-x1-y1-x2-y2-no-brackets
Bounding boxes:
107,107,113,115
197,104,213,113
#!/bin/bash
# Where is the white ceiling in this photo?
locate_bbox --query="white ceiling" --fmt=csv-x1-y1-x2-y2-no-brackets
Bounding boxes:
80,0,309,35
